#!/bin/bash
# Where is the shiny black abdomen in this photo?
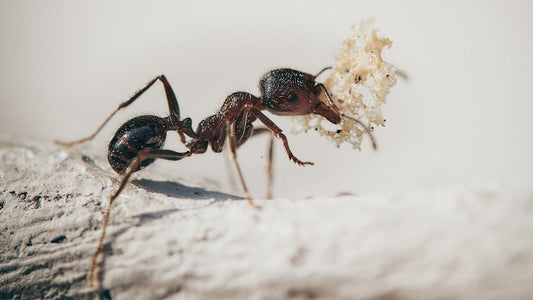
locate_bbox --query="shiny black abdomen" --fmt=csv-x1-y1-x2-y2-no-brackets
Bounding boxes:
108,115,167,174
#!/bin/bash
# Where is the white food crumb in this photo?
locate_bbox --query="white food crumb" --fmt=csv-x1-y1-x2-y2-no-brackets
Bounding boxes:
292,20,397,150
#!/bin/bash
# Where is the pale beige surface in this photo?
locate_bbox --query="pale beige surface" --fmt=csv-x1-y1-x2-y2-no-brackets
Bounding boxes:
1,139,533,299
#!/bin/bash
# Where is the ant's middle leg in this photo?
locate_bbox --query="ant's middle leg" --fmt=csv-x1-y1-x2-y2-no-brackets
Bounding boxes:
249,128,275,199
226,121,260,210
55,75,181,147
88,148,192,289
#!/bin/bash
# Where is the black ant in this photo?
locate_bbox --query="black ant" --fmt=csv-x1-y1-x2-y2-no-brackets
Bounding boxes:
55,67,376,288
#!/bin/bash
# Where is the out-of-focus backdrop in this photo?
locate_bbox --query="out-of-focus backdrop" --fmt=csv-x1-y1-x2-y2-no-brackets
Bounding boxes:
1,0,532,198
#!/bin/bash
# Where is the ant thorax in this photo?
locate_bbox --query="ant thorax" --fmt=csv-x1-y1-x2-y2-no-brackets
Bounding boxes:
292,20,397,150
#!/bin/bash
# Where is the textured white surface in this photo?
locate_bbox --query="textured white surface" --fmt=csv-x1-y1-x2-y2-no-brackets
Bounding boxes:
1,138,533,299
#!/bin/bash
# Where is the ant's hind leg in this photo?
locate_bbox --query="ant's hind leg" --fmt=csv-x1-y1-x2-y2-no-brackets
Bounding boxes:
55,75,181,147
249,128,275,199
88,148,191,289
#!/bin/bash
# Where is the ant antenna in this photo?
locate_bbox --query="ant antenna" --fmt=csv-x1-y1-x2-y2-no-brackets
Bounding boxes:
340,113,378,150
315,66,333,78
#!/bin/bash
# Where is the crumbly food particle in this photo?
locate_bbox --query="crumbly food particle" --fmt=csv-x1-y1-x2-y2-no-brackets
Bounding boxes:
292,20,397,150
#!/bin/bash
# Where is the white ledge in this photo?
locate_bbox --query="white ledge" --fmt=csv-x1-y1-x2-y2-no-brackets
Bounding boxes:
1,138,533,299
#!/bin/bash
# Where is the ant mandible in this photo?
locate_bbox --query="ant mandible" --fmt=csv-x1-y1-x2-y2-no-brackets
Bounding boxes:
55,67,376,288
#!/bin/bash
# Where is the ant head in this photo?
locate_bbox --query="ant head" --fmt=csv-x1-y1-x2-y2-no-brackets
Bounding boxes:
259,68,341,124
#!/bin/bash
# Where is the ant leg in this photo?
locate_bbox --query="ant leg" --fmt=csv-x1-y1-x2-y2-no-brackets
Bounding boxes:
226,121,260,210
250,128,275,199
248,107,313,166
55,75,181,147
222,143,238,194
88,148,192,289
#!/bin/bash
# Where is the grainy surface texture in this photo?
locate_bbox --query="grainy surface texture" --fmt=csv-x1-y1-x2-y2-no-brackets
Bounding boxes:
1,138,533,299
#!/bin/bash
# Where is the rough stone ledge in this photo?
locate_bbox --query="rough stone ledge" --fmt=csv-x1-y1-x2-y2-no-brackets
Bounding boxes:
1,138,532,299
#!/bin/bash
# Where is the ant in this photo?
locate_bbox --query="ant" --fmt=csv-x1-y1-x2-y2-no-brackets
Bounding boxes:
55,67,376,289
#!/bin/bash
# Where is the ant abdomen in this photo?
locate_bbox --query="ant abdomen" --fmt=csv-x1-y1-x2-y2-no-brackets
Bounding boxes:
107,115,167,174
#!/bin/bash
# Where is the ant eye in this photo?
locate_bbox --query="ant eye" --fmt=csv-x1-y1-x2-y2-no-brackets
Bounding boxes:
288,93,299,103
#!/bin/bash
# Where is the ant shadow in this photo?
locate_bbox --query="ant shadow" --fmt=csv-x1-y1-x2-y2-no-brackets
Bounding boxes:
81,154,241,202
131,178,242,201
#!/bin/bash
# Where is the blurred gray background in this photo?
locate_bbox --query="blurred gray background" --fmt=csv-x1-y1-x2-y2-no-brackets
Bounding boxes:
1,0,532,198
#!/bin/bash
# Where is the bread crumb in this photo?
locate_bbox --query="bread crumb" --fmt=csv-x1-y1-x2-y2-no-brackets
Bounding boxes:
292,20,397,150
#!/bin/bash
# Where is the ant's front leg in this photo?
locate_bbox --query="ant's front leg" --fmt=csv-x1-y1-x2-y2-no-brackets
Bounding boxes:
248,107,313,166
55,75,183,147
88,148,192,289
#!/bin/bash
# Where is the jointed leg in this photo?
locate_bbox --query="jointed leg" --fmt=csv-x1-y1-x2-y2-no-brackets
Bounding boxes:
250,127,275,199
266,136,274,199
249,107,313,166
226,121,260,210
55,75,181,147
88,149,192,289
222,143,238,195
